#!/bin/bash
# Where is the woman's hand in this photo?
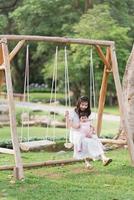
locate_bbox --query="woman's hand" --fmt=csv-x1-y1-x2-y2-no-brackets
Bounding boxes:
65,110,69,118
85,133,92,138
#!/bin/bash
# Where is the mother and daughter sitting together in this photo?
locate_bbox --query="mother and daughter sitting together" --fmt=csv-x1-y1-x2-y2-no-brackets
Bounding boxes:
65,96,112,169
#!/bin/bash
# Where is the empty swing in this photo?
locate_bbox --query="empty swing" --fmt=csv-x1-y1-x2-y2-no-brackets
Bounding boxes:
20,45,56,151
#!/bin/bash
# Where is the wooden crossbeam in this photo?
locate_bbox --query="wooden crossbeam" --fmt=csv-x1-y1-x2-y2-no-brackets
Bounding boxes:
0,35,114,46
0,148,14,154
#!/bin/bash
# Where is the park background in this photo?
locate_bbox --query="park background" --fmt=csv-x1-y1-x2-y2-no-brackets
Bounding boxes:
0,0,134,200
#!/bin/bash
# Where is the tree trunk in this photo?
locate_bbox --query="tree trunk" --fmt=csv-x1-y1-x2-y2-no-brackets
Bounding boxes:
84,0,93,11
73,0,80,9
120,45,134,141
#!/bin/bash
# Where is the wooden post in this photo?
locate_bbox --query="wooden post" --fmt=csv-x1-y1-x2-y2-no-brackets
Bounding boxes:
96,47,111,136
0,44,4,88
0,44,3,65
1,38,24,179
110,44,134,166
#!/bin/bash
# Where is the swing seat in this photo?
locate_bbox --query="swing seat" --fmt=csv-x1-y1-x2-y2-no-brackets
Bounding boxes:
20,140,56,152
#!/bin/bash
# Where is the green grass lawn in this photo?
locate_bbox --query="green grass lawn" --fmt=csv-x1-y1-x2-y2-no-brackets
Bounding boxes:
92,106,119,115
0,149,134,200
103,106,119,115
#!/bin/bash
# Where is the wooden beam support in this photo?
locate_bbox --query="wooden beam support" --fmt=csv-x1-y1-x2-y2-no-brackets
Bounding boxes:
0,148,14,155
95,45,111,69
9,40,25,62
96,47,111,136
110,44,134,166
100,138,127,145
0,35,114,46
0,158,84,171
1,38,24,179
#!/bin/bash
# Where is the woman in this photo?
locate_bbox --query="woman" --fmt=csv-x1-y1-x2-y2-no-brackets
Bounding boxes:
65,96,112,169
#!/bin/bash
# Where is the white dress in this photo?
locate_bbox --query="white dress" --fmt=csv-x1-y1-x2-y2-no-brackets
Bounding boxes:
69,111,104,160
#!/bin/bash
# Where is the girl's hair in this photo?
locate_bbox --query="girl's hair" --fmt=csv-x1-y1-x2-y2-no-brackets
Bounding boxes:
79,111,89,119
75,96,91,117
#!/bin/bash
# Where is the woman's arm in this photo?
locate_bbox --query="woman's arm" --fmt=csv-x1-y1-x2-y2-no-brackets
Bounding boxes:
65,111,80,129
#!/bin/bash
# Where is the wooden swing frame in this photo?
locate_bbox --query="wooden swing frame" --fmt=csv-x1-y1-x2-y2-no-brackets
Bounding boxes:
0,35,133,180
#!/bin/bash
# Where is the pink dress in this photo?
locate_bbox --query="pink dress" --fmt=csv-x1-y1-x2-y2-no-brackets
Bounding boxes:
79,121,94,138
69,111,104,160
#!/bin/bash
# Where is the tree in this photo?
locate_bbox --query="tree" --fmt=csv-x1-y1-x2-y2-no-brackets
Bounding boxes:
119,45,134,140
0,14,8,33
9,0,83,92
68,4,132,101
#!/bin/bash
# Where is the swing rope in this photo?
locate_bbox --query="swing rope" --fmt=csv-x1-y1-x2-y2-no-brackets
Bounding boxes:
21,45,30,142
64,46,71,144
46,46,58,141
89,47,97,124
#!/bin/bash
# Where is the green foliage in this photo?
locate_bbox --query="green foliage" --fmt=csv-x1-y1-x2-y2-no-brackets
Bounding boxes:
70,4,132,97
42,4,132,100
9,0,83,92
29,92,66,104
10,0,82,36
0,14,8,33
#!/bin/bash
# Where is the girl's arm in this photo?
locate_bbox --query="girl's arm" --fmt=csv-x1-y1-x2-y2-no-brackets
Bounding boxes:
90,125,96,134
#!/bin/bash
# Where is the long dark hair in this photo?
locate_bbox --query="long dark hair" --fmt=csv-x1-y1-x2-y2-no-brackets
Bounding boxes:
74,96,91,117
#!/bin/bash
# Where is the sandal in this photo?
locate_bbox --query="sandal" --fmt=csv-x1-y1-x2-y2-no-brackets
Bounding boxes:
85,159,93,170
103,158,112,166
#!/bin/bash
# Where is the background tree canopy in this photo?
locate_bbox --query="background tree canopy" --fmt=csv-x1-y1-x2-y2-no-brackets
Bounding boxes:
0,0,133,104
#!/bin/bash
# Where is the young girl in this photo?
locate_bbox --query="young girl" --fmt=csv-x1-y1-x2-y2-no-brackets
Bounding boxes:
79,112,95,138
65,96,112,169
